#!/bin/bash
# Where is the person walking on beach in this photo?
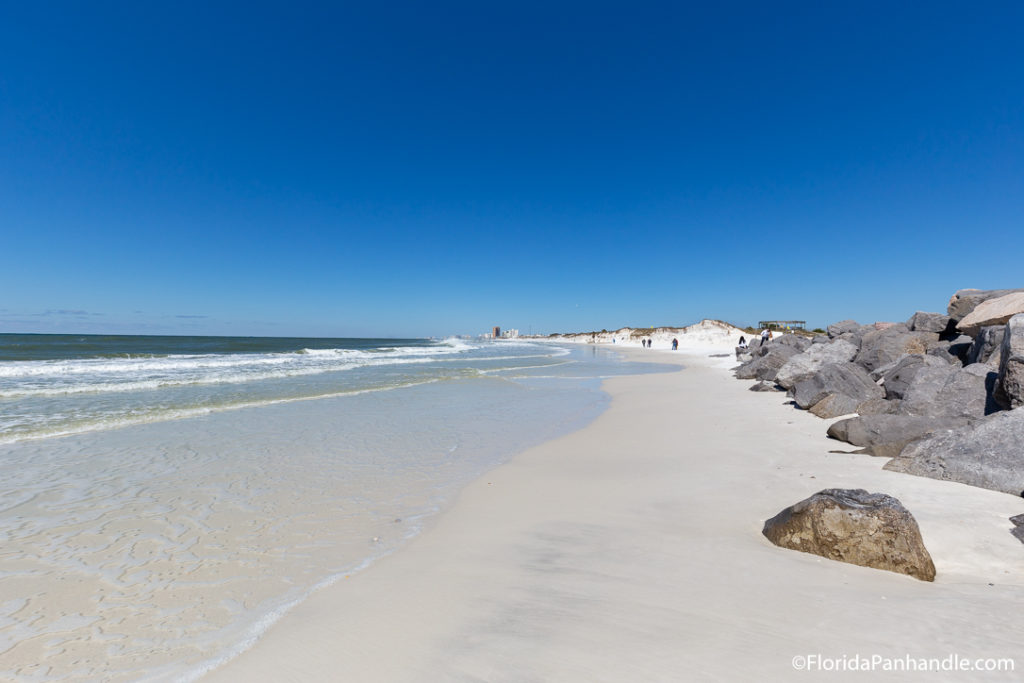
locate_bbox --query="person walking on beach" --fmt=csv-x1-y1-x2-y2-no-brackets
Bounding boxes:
760,328,770,346
671,338,678,350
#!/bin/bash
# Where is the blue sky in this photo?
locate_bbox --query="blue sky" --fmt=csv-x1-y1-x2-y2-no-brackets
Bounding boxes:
2,2,1022,337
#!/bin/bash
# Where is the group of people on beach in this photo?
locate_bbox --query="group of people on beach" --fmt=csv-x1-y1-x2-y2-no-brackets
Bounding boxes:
640,338,680,350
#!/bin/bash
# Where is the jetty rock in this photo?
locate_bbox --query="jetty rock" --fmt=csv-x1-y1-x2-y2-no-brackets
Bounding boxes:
791,362,884,419
749,380,783,392
762,488,935,581
734,344,800,381
948,288,1024,322
907,311,954,335
956,292,1024,337
878,354,952,400
885,409,1024,496
774,339,859,389
827,319,860,338
853,328,942,373
827,414,968,459
899,362,995,420
967,325,1006,367
995,314,1024,409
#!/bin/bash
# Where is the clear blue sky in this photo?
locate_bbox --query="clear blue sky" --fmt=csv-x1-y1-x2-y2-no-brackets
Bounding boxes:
2,2,1021,337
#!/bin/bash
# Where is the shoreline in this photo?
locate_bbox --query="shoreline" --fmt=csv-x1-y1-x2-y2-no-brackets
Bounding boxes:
0,342,634,681
206,348,1024,681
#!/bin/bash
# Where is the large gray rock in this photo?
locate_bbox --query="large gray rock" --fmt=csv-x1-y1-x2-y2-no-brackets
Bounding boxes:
995,314,1024,409
945,334,975,363
806,394,857,419
776,334,813,352
900,363,994,420
957,292,1024,336
908,311,953,335
775,339,859,389
967,325,1006,366
885,409,1024,496
827,414,967,459
925,342,962,365
854,328,941,373
792,363,884,418
948,288,1024,322
855,397,902,415
879,354,951,400
762,488,936,581
827,320,860,339
735,344,800,380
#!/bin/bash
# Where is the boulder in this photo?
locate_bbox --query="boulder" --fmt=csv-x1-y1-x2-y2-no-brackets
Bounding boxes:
967,325,1006,366
885,409,1024,497
735,344,800,381
957,292,1024,336
750,381,783,392
827,320,860,339
855,397,901,416
947,288,1024,322
995,314,1024,409
775,339,859,389
908,311,953,335
827,414,967,459
762,488,935,581
879,354,951,400
900,363,994,420
775,334,813,352
854,328,940,373
807,394,865,419
792,363,884,418
925,343,962,365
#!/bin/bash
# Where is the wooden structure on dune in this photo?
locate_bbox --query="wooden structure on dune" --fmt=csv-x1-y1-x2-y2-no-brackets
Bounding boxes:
758,320,806,330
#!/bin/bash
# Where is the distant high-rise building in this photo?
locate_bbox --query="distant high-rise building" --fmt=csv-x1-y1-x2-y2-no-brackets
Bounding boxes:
493,326,501,338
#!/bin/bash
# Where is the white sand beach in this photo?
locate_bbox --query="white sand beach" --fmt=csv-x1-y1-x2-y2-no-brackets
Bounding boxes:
206,346,1024,681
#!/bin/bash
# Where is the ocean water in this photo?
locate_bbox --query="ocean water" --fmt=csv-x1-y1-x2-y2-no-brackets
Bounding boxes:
0,334,674,681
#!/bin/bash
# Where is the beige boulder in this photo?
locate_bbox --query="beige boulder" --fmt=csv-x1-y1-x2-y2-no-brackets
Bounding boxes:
957,292,1024,336
762,488,936,581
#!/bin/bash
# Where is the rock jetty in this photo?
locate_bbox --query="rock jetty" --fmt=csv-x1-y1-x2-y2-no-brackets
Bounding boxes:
735,288,1024,497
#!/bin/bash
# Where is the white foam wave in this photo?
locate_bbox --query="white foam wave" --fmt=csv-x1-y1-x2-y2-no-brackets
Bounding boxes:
0,351,563,399
0,379,442,446
0,343,473,379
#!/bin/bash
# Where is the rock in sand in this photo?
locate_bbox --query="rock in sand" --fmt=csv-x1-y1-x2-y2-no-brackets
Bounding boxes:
762,488,936,581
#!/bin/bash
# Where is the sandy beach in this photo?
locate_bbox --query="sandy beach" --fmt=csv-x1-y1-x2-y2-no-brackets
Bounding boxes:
207,347,1024,681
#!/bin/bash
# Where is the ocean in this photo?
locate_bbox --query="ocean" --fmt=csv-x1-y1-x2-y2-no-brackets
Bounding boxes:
0,333,673,681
